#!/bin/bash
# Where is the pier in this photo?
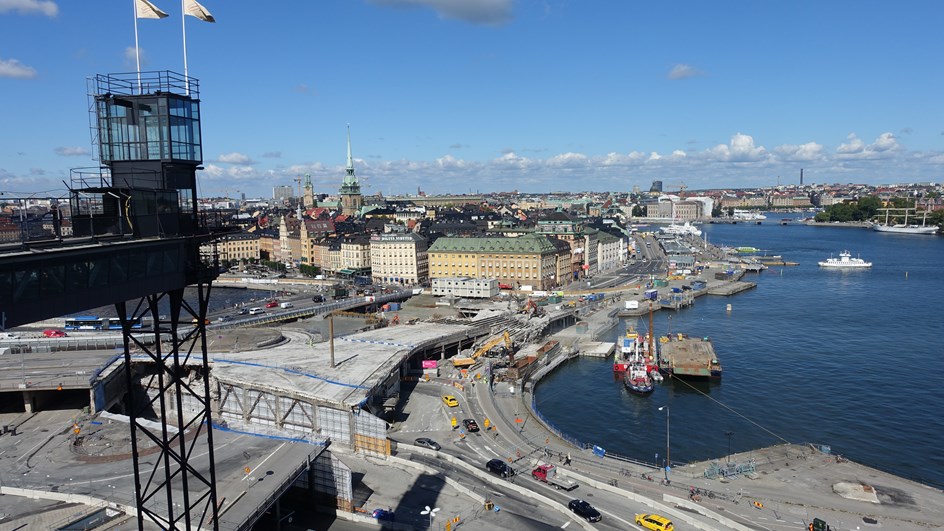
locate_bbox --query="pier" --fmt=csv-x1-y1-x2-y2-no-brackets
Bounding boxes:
578,341,615,358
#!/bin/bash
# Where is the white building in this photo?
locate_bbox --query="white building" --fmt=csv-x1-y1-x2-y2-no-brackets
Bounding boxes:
431,277,499,298
369,233,428,285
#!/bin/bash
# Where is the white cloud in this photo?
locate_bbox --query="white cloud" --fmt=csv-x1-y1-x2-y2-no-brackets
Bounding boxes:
546,152,588,168
54,146,90,157
774,142,824,162
836,132,901,159
217,152,253,164
435,154,475,170
0,57,38,79
667,63,701,80
261,151,282,158
837,133,865,155
705,133,768,163
0,0,58,16
869,132,899,153
369,0,512,25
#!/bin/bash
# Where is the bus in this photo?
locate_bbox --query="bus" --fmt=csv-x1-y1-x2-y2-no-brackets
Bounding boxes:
63,316,144,331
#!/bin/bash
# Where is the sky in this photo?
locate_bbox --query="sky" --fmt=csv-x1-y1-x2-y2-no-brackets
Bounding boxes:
1,0,943,199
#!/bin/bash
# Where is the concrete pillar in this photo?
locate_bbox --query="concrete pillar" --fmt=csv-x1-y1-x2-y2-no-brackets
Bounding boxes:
22,391,36,413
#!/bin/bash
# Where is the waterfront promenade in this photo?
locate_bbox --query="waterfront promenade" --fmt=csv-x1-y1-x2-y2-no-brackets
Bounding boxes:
472,300,944,530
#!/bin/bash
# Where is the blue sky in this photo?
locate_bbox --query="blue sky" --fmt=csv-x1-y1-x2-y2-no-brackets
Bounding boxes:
2,0,943,199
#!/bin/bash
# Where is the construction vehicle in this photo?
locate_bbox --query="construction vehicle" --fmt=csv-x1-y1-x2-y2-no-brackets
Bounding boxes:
521,299,543,318
452,331,512,368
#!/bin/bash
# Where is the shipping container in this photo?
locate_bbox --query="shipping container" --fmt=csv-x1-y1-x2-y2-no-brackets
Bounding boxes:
644,289,659,300
388,302,400,311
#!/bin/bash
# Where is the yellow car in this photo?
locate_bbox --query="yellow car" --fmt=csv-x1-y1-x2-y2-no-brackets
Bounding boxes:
442,395,459,407
635,513,673,531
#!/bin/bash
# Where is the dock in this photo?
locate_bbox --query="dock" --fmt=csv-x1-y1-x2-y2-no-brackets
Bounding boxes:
658,335,722,378
706,280,755,296
579,341,615,358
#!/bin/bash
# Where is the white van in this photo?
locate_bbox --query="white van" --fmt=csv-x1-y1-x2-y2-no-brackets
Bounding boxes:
279,302,293,309
248,308,265,315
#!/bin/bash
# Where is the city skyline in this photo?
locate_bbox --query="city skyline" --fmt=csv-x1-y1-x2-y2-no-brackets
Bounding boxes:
1,0,942,198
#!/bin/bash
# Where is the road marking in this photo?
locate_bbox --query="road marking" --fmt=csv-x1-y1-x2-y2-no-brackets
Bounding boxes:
560,521,571,528
599,508,631,528
242,442,285,481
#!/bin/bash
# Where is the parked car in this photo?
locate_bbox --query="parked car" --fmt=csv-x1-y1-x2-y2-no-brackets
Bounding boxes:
248,308,265,315
1,332,20,340
414,438,442,451
485,458,515,478
265,301,279,308
372,508,395,522
462,419,479,432
237,308,249,315
311,294,325,303
42,329,67,338
442,395,459,407
635,513,673,531
568,499,601,523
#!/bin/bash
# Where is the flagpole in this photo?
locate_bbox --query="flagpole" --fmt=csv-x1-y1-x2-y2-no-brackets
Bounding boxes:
181,0,190,95
133,0,142,93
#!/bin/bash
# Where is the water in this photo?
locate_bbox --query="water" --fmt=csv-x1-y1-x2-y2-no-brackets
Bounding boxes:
535,220,944,487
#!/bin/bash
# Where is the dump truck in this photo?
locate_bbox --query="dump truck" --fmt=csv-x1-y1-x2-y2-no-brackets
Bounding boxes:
531,464,578,491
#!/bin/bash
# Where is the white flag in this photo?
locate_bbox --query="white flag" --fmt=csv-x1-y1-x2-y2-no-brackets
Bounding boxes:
136,0,168,19
184,0,215,22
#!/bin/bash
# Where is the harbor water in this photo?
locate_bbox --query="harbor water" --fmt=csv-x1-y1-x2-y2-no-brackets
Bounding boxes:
534,220,944,488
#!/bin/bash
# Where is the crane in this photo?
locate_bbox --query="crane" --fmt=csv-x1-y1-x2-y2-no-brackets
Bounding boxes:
293,175,303,202
452,331,513,368
668,181,687,199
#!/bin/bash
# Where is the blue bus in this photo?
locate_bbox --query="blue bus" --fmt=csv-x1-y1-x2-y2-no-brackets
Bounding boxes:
63,316,144,331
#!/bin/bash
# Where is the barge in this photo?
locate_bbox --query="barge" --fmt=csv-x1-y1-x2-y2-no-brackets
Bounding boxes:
658,334,722,379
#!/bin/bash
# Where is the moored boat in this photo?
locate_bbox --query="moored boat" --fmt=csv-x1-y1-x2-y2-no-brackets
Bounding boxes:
873,207,939,235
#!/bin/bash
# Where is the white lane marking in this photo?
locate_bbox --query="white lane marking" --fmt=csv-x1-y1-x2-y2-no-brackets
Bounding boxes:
242,441,285,481
560,521,571,528
599,507,632,528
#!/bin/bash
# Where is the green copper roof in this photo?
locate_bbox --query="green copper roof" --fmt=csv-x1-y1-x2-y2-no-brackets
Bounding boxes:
429,234,557,254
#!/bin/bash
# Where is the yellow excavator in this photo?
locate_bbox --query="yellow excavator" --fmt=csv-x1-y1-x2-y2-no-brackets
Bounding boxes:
452,331,512,368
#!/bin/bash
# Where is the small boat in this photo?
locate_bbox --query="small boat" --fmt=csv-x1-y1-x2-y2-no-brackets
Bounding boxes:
735,246,760,254
818,251,872,268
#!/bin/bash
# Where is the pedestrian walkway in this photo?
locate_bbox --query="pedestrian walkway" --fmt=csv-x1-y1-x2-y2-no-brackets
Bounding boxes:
472,292,944,531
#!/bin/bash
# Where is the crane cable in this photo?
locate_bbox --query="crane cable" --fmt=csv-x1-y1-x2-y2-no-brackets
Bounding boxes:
671,375,791,445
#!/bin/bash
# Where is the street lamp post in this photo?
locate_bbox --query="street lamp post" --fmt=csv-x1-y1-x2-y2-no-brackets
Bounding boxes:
658,405,670,481
421,505,440,528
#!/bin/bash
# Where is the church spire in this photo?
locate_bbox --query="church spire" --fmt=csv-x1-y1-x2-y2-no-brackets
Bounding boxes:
346,123,355,179
339,123,363,216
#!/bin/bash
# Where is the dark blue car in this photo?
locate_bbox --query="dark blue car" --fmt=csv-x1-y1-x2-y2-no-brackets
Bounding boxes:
372,508,395,521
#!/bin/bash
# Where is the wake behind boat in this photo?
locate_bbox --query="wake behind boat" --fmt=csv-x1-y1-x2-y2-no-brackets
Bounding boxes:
818,251,872,268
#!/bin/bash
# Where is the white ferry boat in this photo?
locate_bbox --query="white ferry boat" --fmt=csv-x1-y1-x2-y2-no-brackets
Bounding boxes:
733,209,767,221
659,221,702,237
818,251,872,268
